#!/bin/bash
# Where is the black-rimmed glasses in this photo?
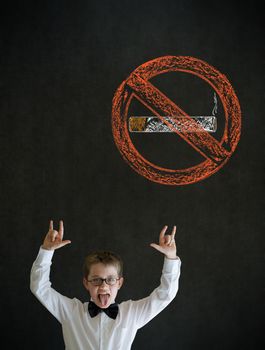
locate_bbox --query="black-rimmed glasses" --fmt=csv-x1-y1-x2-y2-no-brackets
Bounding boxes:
87,277,120,286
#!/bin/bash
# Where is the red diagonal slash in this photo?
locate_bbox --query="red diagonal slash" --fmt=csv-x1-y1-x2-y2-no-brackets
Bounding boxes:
126,72,229,164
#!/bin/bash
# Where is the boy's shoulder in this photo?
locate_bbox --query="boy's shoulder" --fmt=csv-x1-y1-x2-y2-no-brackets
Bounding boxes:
63,297,89,312
118,298,145,314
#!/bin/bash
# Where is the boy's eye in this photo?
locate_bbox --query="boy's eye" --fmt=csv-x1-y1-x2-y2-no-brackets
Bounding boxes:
106,277,116,284
91,278,102,285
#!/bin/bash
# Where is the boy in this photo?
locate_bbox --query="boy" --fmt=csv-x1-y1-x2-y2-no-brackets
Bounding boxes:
30,220,181,350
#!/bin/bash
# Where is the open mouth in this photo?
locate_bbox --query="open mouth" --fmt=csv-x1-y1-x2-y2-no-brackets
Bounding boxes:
98,293,110,307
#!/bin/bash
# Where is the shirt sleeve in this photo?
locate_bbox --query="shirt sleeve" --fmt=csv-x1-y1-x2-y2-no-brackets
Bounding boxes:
30,247,75,323
130,257,181,329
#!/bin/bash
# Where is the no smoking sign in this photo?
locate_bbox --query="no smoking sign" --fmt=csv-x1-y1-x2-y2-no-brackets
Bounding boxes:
112,56,241,185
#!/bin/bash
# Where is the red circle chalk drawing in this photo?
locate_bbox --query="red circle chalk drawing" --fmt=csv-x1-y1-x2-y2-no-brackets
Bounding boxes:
112,56,241,185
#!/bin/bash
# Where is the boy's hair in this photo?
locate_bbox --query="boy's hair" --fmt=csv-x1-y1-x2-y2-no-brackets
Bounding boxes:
83,251,123,278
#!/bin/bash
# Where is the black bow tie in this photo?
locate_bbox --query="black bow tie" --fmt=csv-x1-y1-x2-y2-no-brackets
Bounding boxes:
88,301,119,320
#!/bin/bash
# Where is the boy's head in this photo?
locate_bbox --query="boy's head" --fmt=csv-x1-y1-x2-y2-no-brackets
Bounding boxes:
83,251,124,309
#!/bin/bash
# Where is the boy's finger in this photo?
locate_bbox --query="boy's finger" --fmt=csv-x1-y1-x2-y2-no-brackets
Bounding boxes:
165,235,171,245
51,230,58,242
171,225,177,239
49,220,53,231
58,240,71,249
59,220,64,238
150,243,164,254
159,225,168,241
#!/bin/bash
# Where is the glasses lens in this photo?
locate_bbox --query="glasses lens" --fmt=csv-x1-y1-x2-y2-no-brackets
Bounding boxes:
106,277,117,285
91,278,102,286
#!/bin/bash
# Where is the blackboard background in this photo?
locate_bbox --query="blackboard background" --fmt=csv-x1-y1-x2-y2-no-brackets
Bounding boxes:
1,0,264,349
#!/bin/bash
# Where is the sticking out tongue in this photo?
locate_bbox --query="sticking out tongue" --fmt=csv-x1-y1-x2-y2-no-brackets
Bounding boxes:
99,294,110,307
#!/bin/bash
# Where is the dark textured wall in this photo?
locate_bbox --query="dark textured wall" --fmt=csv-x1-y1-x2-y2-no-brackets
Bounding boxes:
1,1,264,349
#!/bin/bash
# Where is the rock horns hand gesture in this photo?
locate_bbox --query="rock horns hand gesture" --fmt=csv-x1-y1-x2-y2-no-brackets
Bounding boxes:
150,225,177,259
42,220,71,251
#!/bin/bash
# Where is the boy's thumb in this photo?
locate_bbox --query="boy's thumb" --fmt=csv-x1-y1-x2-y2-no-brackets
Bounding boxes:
150,243,163,253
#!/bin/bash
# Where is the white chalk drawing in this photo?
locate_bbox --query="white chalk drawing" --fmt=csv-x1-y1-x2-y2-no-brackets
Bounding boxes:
129,93,218,133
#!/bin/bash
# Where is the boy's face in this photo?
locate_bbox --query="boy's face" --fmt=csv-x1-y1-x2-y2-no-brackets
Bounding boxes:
83,262,123,309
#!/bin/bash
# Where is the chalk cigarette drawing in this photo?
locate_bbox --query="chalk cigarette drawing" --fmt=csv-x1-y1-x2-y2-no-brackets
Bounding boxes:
129,116,217,133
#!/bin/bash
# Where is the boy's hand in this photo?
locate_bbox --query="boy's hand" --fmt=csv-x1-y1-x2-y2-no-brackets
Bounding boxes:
150,225,177,259
42,220,71,251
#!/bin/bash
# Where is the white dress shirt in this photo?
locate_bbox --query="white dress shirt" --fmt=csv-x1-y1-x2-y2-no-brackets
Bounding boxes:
30,247,181,350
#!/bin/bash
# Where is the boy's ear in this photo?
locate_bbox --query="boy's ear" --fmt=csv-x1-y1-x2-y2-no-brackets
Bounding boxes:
83,277,89,290
118,277,124,289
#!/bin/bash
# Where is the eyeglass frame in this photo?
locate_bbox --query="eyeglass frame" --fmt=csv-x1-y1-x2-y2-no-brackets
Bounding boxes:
86,276,121,286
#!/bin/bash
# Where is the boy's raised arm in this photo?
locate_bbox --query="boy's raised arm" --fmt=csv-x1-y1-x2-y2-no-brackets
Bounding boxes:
127,225,180,329
30,220,73,323
150,225,177,259
42,220,71,251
